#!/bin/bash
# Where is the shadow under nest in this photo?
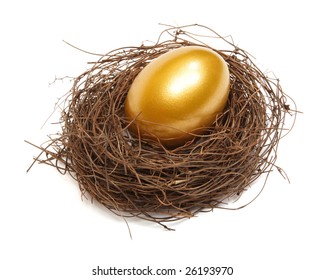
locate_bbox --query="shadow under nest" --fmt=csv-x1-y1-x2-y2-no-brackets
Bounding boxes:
29,24,296,229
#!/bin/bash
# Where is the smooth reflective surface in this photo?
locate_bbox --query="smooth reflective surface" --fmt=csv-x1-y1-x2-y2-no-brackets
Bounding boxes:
124,46,230,147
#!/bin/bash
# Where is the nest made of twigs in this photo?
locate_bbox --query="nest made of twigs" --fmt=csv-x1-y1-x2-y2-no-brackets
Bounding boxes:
28,24,296,229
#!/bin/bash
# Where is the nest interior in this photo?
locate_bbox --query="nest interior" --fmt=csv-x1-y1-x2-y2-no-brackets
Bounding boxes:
29,24,296,228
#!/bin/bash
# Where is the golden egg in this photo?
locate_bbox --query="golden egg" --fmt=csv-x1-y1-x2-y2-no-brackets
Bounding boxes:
124,46,230,147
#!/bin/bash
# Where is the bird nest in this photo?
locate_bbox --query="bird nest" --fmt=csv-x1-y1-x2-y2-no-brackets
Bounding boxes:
28,24,296,229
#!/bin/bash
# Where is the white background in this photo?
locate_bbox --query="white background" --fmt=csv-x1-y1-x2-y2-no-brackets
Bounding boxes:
1,0,324,279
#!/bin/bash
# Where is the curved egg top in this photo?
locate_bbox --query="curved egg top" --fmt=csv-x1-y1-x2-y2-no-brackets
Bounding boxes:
124,46,230,147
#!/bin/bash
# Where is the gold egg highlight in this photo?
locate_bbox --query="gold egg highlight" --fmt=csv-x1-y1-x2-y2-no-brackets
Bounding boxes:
124,46,230,147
